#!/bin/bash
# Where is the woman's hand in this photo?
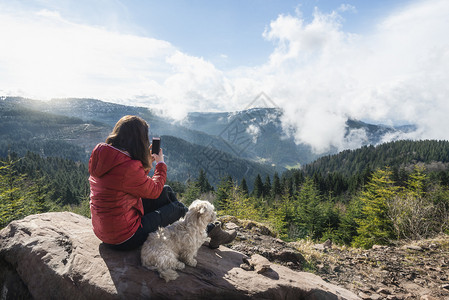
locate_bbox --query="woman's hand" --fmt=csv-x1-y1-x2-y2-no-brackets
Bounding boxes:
151,147,164,164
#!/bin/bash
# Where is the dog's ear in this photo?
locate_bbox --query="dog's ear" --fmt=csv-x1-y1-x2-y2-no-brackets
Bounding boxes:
199,205,206,215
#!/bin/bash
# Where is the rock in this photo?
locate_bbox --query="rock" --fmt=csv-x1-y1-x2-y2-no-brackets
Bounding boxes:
242,254,271,274
239,263,253,271
420,295,438,300
377,287,392,295
358,292,371,299
313,240,332,251
273,248,306,266
428,243,438,250
313,244,326,251
224,222,239,231
405,245,423,251
0,212,360,300
323,239,332,249
243,221,274,236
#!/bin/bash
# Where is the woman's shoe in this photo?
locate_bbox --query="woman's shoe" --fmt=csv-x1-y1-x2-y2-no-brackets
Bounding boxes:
207,221,237,249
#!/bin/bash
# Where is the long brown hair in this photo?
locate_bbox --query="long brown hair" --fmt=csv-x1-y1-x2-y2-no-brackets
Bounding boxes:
106,115,151,170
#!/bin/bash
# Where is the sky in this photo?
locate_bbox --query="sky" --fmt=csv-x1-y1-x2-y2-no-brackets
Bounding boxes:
1,0,448,153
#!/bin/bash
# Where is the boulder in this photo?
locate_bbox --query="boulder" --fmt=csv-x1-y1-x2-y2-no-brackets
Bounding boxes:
0,212,360,299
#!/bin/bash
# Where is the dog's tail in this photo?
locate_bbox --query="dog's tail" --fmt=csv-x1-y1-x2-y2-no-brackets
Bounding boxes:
159,269,179,282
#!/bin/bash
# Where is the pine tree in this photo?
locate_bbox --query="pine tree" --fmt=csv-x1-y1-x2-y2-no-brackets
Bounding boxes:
220,185,259,221
198,169,214,193
253,174,264,198
0,156,27,228
182,181,201,207
215,176,233,210
240,177,249,196
406,166,427,197
294,177,323,239
352,168,397,249
263,175,271,198
272,172,282,198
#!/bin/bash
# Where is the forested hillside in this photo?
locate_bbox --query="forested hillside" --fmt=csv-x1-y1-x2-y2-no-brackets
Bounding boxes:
160,135,274,187
0,152,89,228
0,99,109,161
303,139,449,176
206,139,449,249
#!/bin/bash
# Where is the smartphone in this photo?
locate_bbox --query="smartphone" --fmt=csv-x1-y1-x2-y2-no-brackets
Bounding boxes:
152,137,161,155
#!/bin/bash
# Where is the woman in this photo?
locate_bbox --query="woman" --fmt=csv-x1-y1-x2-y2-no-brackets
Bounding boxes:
89,115,235,251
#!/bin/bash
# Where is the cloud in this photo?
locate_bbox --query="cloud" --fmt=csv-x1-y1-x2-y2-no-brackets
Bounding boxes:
246,124,261,143
255,0,449,153
0,7,176,100
0,4,236,120
338,4,357,13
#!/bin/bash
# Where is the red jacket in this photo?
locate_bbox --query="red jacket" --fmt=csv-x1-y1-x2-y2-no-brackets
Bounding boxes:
88,143,167,244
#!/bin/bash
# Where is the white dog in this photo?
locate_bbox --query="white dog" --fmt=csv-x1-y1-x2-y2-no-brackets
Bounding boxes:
141,200,216,282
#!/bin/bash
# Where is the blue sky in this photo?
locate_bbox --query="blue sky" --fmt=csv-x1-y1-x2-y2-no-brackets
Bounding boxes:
1,0,448,152
7,0,412,69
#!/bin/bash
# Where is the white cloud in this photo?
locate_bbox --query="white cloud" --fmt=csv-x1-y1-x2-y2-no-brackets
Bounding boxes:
0,7,175,100
0,5,237,120
338,4,357,13
246,124,261,143
254,0,449,153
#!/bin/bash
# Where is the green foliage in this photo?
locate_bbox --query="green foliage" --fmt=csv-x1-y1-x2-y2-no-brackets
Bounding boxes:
352,168,397,249
0,158,26,228
304,140,449,177
388,167,449,240
265,194,291,240
160,135,274,188
0,152,90,229
240,178,249,196
218,186,261,222
334,198,364,245
61,197,91,218
197,169,214,193
252,174,264,198
182,181,202,207
406,166,427,197
294,178,324,239
214,176,234,210
263,175,272,198
272,172,282,198
0,155,55,228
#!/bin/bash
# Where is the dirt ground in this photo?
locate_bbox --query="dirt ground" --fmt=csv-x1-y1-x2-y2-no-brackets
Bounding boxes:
220,216,449,300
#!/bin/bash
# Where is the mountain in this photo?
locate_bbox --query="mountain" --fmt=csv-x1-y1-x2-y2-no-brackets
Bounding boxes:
1,96,419,186
5,97,248,161
6,97,416,170
0,98,108,161
182,109,417,168
0,97,275,187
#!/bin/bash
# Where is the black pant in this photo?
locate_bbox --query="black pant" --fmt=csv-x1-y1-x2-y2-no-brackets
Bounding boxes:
106,185,187,251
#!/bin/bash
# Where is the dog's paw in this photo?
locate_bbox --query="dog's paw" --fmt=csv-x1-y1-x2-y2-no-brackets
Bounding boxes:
159,269,179,282
185,258,197,267
175,261,185,270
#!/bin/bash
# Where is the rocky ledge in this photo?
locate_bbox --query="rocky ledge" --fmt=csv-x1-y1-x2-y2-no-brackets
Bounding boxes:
219,216,449,300
0,212,358,300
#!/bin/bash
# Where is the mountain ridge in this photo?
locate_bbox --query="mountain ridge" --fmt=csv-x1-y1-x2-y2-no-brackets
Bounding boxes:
1,96,419,184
